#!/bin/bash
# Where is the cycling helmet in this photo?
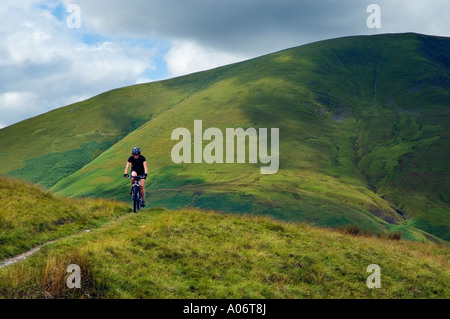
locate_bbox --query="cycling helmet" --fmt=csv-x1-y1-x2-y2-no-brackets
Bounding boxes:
132,147,141,155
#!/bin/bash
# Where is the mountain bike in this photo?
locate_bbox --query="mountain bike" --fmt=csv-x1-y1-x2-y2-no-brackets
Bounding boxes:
125,175,146,213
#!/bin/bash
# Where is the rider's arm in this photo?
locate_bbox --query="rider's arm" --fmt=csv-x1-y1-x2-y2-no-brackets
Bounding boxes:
124,162,130,175
143,161,148,175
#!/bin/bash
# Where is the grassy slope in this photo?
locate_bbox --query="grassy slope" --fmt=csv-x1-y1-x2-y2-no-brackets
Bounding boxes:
0,177,130,260
0,212,448,299
0,33,449,243
0,178,448,299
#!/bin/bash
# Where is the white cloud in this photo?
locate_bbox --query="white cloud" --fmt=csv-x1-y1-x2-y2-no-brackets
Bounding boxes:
0,91,42,126
379,1,450,35
0,0,159,128
135,76,157,85
165,40,249,77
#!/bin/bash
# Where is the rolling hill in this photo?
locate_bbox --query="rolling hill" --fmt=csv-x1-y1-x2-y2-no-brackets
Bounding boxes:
0,33,449,244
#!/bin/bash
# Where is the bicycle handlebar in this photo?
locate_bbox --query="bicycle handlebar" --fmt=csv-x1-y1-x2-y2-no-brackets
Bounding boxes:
124,174,146,179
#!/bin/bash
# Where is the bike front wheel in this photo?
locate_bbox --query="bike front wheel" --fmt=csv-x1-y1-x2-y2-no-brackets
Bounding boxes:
132,186,141,213
133,198,140,213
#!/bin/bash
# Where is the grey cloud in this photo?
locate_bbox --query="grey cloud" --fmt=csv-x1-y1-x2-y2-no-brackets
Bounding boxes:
73,0,450,57
76,0,369,55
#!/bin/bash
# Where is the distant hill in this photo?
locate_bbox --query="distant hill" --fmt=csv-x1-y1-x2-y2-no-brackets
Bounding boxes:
0,33,449,243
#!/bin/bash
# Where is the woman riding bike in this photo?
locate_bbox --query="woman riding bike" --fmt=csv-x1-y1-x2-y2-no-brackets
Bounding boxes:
124,147,148,207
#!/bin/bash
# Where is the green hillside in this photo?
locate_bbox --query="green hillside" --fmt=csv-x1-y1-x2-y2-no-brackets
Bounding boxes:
0,33,449,243
0,178,448,299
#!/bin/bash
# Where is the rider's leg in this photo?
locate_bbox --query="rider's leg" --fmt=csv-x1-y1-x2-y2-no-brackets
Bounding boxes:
131,171,137,189
140,178,145,201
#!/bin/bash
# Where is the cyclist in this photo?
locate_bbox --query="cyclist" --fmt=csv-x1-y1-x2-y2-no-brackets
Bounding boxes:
124,147,148,207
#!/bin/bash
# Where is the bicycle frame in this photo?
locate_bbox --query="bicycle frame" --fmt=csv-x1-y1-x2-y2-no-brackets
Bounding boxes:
127,175,145,213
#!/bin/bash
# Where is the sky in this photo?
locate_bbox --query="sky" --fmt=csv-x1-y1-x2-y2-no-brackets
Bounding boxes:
0,0,449,128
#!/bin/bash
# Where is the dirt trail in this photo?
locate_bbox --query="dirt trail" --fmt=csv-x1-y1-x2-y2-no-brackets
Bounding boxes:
0,239,59,269
0,210,140,270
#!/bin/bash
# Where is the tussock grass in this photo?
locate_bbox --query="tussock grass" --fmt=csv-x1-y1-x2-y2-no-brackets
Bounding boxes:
336,225,403,241
0,207,448,299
